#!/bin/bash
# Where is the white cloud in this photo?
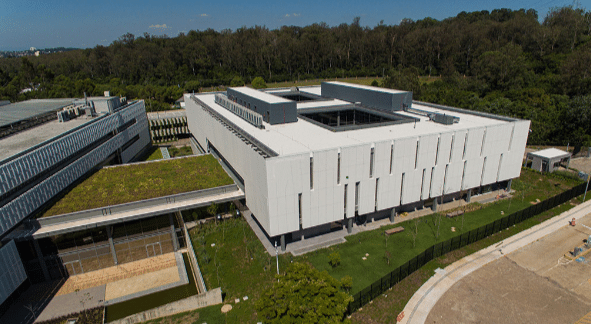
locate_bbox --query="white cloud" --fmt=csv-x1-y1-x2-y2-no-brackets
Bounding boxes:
293,13,300,17
149,24,170,29
285,14,290,17
200,13,208,17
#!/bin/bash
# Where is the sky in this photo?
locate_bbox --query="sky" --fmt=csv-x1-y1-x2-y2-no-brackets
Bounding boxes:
0,0,586,51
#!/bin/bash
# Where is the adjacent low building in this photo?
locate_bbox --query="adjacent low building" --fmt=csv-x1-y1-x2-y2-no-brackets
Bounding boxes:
186,82,530,250
0,96,150,312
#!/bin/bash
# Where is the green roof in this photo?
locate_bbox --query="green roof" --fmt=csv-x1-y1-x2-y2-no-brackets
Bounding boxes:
41,154,233,217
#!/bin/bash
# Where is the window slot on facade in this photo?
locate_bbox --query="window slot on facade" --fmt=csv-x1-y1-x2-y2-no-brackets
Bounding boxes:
415,140,420,169
462,133,468,160
497,154,503,182
310,156,314,190
375,178,379,211
429,167,435,198
480,130,487,156
420,169,426,200
370,147,375,178
344,184,348,216
435,136,440,165
461,161,467,189
337,152,341,184
443,164,449,194
400,173,405,204
298,193,303,230
389,144,394,174
508,126,515,151
355,182,360,212
449,135,455,162
481,157,487,185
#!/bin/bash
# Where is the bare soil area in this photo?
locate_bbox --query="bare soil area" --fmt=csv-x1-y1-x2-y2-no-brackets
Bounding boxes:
427,213,591,324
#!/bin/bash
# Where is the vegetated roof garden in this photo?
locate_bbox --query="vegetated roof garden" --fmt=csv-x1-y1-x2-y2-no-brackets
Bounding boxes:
41,154,233,217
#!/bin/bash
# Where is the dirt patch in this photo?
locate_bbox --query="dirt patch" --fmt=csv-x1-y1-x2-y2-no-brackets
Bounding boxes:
426,257,591,324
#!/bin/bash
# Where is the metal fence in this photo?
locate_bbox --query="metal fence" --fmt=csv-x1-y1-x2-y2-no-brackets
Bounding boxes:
346,181,588,315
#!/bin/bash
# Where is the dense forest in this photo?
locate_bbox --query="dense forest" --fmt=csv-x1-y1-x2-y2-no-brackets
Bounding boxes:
1,6,590,145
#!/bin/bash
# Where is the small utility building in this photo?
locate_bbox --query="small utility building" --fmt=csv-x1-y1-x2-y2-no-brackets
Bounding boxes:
526,148,571,173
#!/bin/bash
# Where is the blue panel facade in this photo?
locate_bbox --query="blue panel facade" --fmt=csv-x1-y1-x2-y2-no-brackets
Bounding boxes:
0,241,27,305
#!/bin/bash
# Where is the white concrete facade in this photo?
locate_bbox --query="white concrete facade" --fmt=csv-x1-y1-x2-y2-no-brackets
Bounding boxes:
185,84,530,240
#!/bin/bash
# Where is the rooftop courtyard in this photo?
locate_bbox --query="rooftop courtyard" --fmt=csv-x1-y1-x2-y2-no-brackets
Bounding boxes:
40,154,233,217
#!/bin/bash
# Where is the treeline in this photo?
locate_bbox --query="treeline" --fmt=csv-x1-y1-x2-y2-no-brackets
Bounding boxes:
0,6,590,145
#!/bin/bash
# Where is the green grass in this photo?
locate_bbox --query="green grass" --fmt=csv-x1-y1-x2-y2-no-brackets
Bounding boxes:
298,168,582,294
168,145,193,158
141,304,226,324
146,147,164,160
191,217,293,323
105,254,198,322
41,155,233,217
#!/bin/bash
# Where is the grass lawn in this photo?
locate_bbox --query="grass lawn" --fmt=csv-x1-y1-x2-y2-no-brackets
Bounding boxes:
41,155,233,217
146,147,163,160
190,217,293,323
168,145,193,158
105,254,198,322
298,168,582,294
140,304,226,324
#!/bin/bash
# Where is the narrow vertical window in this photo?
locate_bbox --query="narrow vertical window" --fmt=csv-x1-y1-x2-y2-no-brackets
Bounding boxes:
429,167,435,198
298,193,303,230
443,164,449,194
462,133,468,160
481,157,487,185
310,156,314,190
337,152,341,184
508,125,515,151
420,169,426,200
435,136,440,165
370,147,375,178
400,173,406,204
355,182,360,212
497,154,503,182
461,161,467,189
389,144,394,174
480,130,487,156
449,135,455,162
344,184,348,216
415,140,420,169
375,178,379,211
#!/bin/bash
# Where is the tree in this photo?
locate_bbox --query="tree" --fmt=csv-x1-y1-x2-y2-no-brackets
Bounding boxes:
230,76,245,87
340,275,353,293
184,80,201,93
256,262,353,323
328,251,341,267
251,76,267,89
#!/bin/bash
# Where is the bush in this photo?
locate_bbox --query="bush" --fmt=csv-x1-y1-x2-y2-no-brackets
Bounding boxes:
251,77,267,89
340,275,353,293
371,79,379,87
230,76,245,87
328,251,341,267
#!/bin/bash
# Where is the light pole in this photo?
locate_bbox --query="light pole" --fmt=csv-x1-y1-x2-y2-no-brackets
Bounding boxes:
275,241,279,276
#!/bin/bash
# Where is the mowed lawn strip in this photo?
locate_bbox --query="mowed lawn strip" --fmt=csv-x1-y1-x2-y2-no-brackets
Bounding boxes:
42,155,233,217
298,168,583,294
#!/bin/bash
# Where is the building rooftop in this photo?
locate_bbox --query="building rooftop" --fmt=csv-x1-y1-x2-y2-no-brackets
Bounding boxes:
0,98,75,128
147,109,186,120
188,85,519,157
322,81,409,94
231,86,293,104
528,148,570,160
0,115,98,162
39,154,234,217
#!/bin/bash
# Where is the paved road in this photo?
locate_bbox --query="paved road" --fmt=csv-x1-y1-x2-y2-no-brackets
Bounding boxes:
401,199,591,324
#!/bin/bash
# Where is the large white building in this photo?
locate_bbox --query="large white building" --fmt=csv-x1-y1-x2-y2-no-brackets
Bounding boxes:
186,82,529,250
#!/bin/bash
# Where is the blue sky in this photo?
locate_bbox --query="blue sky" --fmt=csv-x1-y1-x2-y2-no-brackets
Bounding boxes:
0,0,584,51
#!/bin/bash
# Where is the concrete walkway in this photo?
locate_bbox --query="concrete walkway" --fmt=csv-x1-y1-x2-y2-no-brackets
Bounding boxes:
399,198,591,324
239,189,510,256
